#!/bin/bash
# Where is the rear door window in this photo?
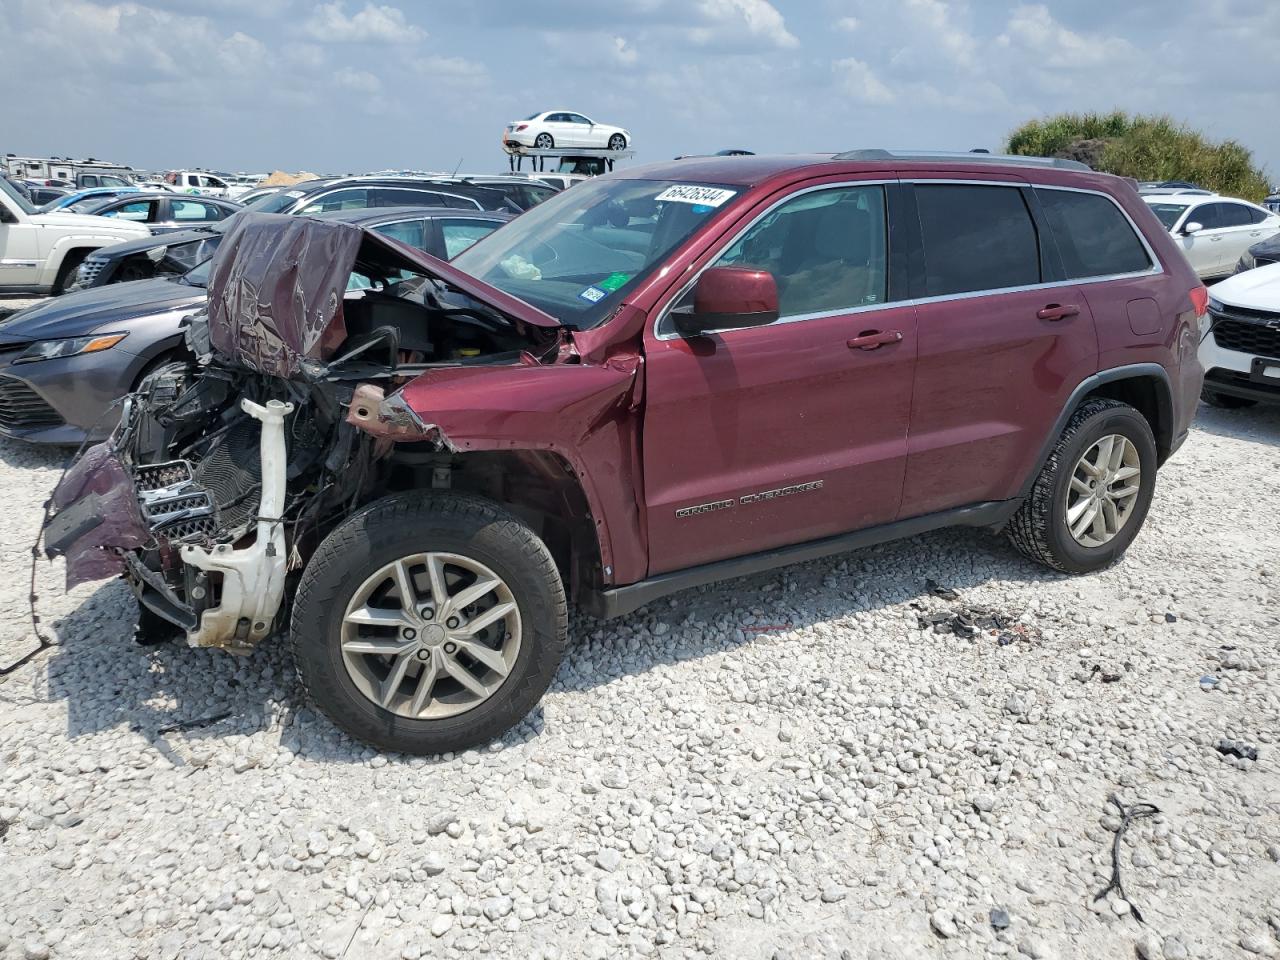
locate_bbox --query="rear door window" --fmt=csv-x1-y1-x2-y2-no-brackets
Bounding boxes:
1218,203,1254,228
172,199,222,221
300,188,369,213
439,219,502,259
915,184,1040,297
1035,188,1152,279
372,187,447,208
372,218,428,252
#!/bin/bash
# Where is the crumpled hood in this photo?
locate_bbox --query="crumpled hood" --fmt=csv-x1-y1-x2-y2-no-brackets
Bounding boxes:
0,277,204,343
206,212,562,378
1214,262,1280,312
31,210,152,235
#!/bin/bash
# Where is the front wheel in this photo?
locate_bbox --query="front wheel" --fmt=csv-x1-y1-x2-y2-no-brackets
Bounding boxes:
290,492,568,754
52,250,89,295
1006,399,1157,574
534,133,554,149
608,133,627,151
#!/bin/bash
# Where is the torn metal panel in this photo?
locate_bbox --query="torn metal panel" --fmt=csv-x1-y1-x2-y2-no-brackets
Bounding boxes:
45,442,151,588
348,355,648,583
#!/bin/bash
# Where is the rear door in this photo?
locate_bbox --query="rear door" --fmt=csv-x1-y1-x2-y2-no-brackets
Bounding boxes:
899,179,1099,516
1215,201,1264,273
642,179,917,574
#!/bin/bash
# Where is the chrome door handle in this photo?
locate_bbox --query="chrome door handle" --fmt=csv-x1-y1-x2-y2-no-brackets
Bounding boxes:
847,330,903,350
1037,303,1080,322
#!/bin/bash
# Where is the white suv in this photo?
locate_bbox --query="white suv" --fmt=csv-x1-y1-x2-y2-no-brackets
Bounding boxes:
0,176,151,295
1143,194,1280,280
1200,262,1280,408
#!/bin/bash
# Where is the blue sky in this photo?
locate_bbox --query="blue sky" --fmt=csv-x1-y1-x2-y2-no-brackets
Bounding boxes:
1,0,1276,181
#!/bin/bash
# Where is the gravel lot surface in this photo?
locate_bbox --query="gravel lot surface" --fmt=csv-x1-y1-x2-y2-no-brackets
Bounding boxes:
1,399,1278,960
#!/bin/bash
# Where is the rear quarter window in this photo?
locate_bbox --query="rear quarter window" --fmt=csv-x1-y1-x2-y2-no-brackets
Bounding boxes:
1036,188,1152,279
915,184,1040,297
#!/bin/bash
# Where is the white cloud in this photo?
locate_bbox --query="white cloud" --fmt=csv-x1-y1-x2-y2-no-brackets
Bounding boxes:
833,57,895,104
996,4,1133,68
334,67,381,92
835,16,860,32
304,2,424,44
902,0,976,67
611,35,639,66
694,0,798,49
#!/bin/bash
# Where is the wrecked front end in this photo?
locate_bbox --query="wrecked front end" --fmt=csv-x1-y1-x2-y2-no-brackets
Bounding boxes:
43,213,575,654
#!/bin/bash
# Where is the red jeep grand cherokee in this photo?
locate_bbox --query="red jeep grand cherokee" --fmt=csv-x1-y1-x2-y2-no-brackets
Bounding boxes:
46,150,1207,754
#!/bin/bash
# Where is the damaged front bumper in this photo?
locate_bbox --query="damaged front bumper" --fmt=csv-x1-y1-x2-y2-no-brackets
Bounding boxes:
45,396,296,654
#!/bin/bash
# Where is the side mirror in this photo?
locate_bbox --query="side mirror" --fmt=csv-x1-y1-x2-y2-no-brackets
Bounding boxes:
1183,221,1203,235
672,266,780,337
0,204,17,224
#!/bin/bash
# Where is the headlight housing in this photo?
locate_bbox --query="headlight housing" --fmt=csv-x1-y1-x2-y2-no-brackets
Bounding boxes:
14,333,127,364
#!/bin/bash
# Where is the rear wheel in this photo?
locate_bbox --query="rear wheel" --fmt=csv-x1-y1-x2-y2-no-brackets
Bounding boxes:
608,133,627,151
1201,388,1257,409
291,491,568,754
534,133,554,149
1007,399,1157,574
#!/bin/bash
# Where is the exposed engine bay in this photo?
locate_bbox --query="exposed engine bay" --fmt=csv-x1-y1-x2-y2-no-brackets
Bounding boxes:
44,213,568,653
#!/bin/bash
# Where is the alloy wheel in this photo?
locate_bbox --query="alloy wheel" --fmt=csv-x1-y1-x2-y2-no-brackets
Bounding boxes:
340,552,522,720
1065,434,1142,548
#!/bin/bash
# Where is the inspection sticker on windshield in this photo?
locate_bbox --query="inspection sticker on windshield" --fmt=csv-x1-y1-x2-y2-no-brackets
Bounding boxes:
655,185,737,207
598,272,631,292
578,286,608,303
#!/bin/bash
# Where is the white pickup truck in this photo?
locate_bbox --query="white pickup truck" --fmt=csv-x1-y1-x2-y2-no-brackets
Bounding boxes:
1,176,152,295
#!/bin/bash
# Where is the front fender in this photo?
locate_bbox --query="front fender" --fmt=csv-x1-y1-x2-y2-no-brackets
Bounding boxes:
349,353,647,585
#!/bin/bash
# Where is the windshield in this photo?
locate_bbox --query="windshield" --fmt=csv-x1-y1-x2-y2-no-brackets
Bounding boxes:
0,177,37,215
248,189,304,214
451,177,743,328
1148,203,1188,230
184,258,212,288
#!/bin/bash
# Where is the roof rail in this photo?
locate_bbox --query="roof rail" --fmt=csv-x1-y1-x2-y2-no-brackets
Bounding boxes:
833,149,1091,171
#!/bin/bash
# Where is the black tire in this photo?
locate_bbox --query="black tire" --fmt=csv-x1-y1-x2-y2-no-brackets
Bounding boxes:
290,491,568,754
1201,389,1257,409
534,133,554,149
52,250,89,295
1006,399,1158,574
608,133,627,151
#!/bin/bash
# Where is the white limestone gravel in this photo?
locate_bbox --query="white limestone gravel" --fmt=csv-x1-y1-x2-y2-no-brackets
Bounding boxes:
0,403,1278,960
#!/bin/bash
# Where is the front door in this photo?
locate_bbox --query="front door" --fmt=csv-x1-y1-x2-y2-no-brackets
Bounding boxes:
642,181,916,574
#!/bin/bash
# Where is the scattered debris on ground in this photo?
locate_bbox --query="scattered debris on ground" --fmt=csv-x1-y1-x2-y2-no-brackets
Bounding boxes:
1093,794,1161,924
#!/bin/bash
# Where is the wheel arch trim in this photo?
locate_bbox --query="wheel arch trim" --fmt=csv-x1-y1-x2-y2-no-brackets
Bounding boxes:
1019,362,1173,500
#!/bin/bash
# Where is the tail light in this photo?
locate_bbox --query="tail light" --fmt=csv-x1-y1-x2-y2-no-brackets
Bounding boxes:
515,124,529,132
1189,284,1209,318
